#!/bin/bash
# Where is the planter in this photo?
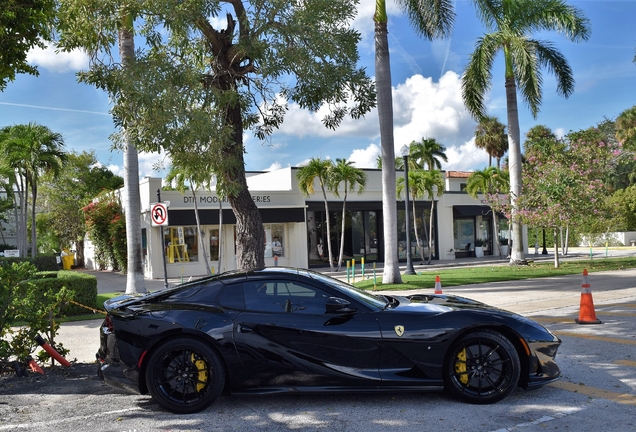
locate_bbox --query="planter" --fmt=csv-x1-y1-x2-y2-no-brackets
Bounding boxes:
474,246,484,258
500,245,509,257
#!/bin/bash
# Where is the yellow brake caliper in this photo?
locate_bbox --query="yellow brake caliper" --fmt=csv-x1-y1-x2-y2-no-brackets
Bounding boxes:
191,354,208,392
455,348,468,385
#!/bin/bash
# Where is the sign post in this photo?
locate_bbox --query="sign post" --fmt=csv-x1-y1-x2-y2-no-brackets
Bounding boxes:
154,190,169,289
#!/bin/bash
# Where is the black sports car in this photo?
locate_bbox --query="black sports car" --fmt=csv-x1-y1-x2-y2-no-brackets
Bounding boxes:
97,267,561,413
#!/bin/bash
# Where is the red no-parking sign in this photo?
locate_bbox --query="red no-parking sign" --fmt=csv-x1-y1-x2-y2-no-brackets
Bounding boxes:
151,202,169,227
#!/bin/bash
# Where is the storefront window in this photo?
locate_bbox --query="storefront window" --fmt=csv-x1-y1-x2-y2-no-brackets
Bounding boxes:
264,224,284,257
209,229,219,261
164,226,199,263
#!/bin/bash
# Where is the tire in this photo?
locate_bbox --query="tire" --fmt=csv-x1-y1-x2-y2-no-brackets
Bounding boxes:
444,330,520,404
145,337,225,413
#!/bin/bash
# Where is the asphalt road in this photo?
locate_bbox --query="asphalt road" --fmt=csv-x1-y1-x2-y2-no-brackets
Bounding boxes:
1,267,635,431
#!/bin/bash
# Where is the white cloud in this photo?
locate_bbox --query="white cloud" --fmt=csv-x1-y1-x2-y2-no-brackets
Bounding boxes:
348,144,381,168
265,162,284,171
392,71,475,148
27,42,89,72
108,151,169,179
444,138,489,171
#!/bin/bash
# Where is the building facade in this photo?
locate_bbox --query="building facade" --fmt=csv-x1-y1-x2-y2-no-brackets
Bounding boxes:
84,168,527,279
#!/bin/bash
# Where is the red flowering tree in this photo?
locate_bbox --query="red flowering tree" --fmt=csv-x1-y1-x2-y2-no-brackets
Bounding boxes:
83,193,127,271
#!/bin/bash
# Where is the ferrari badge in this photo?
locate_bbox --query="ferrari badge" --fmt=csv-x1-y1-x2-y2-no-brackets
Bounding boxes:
394,325,405,337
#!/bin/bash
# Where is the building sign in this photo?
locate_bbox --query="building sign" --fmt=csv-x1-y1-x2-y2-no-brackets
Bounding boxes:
151,202,169,227
3,250,19,257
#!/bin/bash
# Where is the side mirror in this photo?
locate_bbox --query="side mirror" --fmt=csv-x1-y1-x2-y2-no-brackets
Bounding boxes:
325,297,357,315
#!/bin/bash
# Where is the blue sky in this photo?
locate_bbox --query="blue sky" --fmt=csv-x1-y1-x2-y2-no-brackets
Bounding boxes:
1,0,635,178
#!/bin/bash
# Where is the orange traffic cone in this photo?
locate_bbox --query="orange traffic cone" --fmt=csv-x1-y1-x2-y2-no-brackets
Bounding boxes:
434,275,443,294
575,269,602,324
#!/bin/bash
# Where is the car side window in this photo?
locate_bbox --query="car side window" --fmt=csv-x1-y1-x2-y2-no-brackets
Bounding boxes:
217,283,245,310
243,280,330,314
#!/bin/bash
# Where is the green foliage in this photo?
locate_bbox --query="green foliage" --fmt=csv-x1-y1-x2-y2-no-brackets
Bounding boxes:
0,253,60,271
0,262,75,364
30,270,97,316
38,150,124,254
83,193,127,271
0,0,55,90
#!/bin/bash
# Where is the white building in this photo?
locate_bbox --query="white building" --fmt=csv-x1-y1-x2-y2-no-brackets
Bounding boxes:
85,168,527,279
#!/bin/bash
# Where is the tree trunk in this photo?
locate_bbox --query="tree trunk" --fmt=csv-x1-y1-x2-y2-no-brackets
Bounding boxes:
427,200,435,265
321,185,335,272
120,15,146,294
553,228,560,268
192,189,212,275
505,76,526,265
30,183,37,257
336,188,348,272
218,199,223,273
375,19,402,284
220,100,264,269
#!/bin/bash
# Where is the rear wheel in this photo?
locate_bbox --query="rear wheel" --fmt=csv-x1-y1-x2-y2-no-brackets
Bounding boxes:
145,337,225,413
444,330,520,404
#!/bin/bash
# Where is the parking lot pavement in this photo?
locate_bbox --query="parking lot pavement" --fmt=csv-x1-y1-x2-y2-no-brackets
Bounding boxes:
3,268,636,431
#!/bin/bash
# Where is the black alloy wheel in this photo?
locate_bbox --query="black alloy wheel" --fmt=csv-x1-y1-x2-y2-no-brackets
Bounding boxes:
444,330,520,404
145,337,225,413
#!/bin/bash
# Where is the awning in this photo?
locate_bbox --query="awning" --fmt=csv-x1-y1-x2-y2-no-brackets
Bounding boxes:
453,205,506,219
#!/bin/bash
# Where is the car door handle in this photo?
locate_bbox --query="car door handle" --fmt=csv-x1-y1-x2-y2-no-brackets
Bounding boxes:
238,324,254,333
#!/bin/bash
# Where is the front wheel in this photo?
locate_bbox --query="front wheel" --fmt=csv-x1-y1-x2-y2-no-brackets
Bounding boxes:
444,330,520,404
145,337,225,413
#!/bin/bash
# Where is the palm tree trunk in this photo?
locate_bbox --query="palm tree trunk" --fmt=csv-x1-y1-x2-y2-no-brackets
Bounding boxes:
336,187,348,272
30,183,37,257
411,197,422,264
428,200,436,264
192,189,212,275
553,228,560,268
505,76,526,265
375,15,402,284
120,13,146,294
321,186,335,272
217,199,223,273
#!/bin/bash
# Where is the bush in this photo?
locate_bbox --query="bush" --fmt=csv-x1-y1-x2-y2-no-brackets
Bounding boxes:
29,271,97,316
0,262,75,364
0,253,61,271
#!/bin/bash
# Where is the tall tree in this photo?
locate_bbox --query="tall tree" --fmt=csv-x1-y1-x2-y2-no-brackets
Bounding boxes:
397,168,444,264
297,158,336,271
0,123,66,257
0,0,55,90
118,11,146,294
374,0,454,283
409,137,448,171
466,166,509,257
57,0,375,272
329,159,366,271
38,150,123,262
475,115,507,168
461,0,590,265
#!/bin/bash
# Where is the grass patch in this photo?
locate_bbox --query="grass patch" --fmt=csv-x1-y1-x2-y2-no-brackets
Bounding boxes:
353,257,636,292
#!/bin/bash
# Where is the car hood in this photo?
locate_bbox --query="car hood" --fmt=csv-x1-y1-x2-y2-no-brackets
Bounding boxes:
388,293,511,315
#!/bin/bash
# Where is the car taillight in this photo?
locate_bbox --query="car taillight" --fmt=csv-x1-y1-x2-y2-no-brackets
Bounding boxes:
104,315,114,332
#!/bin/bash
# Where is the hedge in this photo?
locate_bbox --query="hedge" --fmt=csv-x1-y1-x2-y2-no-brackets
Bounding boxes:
27,270,98,316
0,253,61,271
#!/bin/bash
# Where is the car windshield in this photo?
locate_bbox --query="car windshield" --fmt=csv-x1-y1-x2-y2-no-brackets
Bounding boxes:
304,270,387,310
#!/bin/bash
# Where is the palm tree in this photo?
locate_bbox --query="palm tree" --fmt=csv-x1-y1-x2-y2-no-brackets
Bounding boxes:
375,0,454,283
410,138,448,171
119,12,146,294
297,158,336,271
475,116,508,168
461,0,590,265
616,105,636,148
466,167,509,257
397,168,445,264
0,122,66,258
329,159,366,271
